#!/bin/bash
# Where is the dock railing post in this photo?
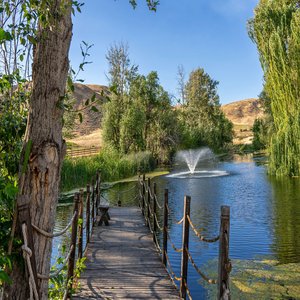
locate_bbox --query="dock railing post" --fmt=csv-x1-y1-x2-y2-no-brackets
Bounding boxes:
95,171,99,216
162,189,168,267
147,178,151,228
91,178,95,225
180,196,191,300
67,193,80,299
142,174,146,215
218,206,231,300
86,184,91,244
97,171,101,212
78,189,84,259
153,182,157,242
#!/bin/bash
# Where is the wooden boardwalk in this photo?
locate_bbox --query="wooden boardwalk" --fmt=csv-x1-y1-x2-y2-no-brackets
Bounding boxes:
73,207,180,299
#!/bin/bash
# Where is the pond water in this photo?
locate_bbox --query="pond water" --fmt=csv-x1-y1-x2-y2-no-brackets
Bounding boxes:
53,154,300,299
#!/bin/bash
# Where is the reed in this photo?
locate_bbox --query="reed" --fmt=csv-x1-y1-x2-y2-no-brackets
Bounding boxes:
61,147,155,191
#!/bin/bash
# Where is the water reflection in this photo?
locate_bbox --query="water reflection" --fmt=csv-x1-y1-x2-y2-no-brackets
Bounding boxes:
269,176,300,263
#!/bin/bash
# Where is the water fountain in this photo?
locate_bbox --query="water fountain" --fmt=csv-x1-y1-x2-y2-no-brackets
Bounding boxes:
167,147,229,178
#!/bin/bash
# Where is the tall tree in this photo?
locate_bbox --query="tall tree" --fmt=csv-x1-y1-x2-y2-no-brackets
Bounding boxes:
106,42,138,96
3,1,159,298
177,64,186,105
249,0,300,176
180,68,233,150
3,1,73,298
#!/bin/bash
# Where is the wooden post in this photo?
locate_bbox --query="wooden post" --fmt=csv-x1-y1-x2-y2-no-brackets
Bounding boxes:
91,178,95,225
147,178,151,227
78,189,84,259
162,189,168,267
17,195,39,297
218,206,231,300
96,171,101,213
86,184,91,244
180,196,191,300
142,174,146,216
67,193,80,299
95,171,99,216
153,183,157,236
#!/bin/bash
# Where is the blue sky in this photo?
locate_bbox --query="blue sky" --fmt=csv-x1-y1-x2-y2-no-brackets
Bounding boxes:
69,0,263,104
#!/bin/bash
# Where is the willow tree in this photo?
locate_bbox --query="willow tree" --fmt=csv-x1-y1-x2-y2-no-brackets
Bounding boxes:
249,0,300,176
2,0,159,299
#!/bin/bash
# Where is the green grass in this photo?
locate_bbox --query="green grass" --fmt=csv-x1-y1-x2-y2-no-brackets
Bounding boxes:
60,147,156,192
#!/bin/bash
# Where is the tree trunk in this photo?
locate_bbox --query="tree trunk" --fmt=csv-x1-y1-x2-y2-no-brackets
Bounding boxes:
3,1,72,299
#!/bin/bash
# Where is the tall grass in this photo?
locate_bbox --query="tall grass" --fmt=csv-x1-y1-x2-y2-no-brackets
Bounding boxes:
61,147,156,192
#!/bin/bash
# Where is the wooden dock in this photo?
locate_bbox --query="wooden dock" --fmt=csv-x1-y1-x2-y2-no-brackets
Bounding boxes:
73,207,180,299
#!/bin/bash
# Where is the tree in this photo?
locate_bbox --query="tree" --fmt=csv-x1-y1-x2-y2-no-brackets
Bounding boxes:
176,64,186,105
248,0,300,176
106,42,138,96
180,67,233,150
2,1,159,297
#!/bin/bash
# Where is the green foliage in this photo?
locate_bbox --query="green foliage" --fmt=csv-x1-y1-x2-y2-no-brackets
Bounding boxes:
249,0,300,176
252,119,267,151
48,245,86,300
179,68,233,151
61,147,155,191
103,69,179,163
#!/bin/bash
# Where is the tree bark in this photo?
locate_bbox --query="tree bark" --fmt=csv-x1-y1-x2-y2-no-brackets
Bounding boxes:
3,1,72,299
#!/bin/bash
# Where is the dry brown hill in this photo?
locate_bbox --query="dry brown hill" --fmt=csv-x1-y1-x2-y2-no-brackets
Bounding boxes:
221,98,265,144
221,98,264,126
71,83,109,136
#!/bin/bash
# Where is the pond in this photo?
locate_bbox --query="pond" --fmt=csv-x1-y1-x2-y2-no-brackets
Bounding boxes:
52,154,300,299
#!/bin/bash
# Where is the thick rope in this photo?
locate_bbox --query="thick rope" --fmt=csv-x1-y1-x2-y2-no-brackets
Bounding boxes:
21,223,39,300
154,214,163,231
184,280,193,300
153,194,163,210
166,203,184,225
32,211,77,238
166,230,183,253
187,215,219,243
37,245,74,280
186,249,217,284
164,250,181,282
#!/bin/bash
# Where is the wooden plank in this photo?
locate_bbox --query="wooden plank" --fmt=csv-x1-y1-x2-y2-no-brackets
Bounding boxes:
74,207,180,299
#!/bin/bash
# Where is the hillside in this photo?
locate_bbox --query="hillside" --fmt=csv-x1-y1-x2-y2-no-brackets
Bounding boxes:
221,98,265,144
68,84,265,147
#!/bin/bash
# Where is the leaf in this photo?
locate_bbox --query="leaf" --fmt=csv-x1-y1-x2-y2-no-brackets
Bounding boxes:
67,76,74,92
91,94,96,102
0,28,12,43
85,99,89,106
90,106,99,112
78,112,83,123
27,35,36,45
0,271,12,284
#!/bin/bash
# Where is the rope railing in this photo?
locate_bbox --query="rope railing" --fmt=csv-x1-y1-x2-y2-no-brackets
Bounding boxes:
37,245,74,280
138,174,231,300
17,170,102,300
186,249,217,284
166,230,183,253
187,215,220,243
164,250,182,282
32,212,77,238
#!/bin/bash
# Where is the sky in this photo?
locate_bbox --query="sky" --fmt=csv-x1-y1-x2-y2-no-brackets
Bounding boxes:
69,0,263,104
